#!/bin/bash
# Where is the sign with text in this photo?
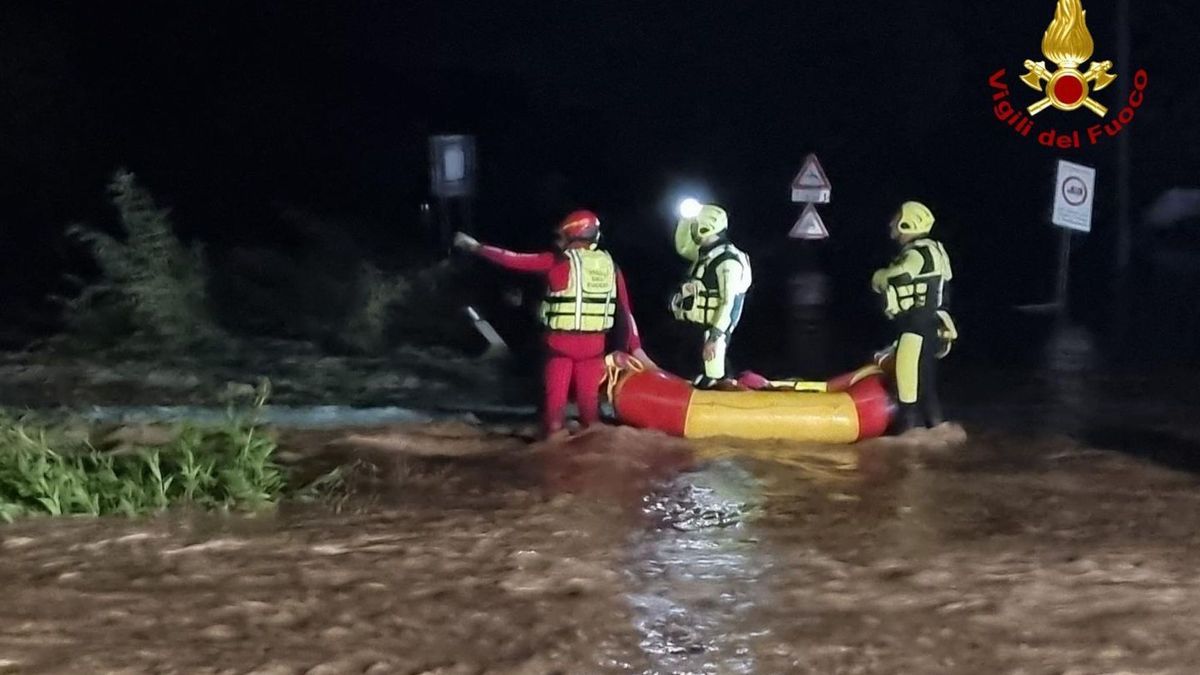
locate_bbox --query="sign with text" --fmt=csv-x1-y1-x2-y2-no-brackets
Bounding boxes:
1052,159,1096,232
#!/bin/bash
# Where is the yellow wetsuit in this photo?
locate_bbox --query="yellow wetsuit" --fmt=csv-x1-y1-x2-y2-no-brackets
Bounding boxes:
872,236,953,428
671,240,752,382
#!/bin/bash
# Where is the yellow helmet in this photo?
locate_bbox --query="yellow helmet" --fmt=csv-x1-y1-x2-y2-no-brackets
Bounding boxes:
894,201,935,235
674,204,728,260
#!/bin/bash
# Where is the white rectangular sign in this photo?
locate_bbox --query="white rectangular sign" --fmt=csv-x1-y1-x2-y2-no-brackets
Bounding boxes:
1052,159,1096,232
429,135,476,198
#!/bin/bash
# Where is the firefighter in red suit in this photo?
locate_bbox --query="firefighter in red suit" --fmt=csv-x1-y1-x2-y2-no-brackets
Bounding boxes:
453,210,656,437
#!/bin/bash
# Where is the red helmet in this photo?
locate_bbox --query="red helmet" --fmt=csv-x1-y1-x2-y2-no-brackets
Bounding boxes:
557,210,601,241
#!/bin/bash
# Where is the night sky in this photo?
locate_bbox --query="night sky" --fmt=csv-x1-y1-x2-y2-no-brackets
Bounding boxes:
2,1,1198,353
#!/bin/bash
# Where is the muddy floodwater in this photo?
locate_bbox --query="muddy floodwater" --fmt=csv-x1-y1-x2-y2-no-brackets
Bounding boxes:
6,327,1200,673
3,416,1200,674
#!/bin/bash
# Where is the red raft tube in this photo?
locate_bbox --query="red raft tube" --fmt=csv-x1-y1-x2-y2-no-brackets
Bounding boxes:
604,353,895,443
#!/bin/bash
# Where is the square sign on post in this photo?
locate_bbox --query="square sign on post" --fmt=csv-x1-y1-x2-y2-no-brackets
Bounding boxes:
429,135,476,198
1052,159,1096,232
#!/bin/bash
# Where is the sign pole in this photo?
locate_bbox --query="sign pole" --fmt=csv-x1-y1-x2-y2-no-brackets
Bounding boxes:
429,134,477,252
1115,0,1131,273
786,154,833,371
1049,158,1095,314
1016,159,1094,314
1055,228,1072,312
434,195,455,252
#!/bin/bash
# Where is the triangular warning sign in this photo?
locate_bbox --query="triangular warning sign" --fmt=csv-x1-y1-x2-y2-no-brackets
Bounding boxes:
793,154,831,189
789,203,829,240
791,154,831,203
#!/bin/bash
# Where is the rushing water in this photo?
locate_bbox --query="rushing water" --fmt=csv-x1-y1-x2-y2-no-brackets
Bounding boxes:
4,321,1200,673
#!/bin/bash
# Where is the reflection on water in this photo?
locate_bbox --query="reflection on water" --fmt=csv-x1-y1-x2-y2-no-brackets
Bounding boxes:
786,271,835,376
621,437,920,674
643,460,765,532
787,312,836,379
628,460,769,674
1040,321,1098,435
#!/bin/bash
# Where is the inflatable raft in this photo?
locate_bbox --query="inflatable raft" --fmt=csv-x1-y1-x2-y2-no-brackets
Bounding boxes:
604,354,895,443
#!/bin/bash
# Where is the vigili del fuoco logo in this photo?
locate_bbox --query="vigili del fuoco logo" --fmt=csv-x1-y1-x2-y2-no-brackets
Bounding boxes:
988,0,1147,149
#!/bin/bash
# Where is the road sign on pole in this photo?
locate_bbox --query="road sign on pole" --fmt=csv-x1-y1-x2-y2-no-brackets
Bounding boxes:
429,135,476,199
429,134,477,250
1052,159,1096,232
789,203,829,240
791,154,831,203
1014,159,1098,315
787,154,832,317
1052,159,1096,315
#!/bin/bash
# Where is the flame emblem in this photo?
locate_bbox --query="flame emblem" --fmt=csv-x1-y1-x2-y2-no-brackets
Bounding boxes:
1019,0,1117,116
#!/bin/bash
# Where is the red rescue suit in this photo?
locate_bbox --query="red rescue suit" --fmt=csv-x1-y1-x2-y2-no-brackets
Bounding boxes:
477,245,642,434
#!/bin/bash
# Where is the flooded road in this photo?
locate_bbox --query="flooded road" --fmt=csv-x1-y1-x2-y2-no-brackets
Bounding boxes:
5,323,1200,673
3,419,1200,673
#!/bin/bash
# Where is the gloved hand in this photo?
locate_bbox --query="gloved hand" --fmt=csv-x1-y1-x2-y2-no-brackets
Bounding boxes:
870,269,888,293
453,231,481,253
872,344,896,366
631,347,659,371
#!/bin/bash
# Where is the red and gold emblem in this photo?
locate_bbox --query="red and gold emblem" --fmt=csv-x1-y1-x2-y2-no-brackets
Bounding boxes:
1020,0,1117,116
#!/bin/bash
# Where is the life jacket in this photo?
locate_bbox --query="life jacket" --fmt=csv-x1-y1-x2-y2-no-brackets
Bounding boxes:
540,248,617,332
881,238,952,319
671,242,752,326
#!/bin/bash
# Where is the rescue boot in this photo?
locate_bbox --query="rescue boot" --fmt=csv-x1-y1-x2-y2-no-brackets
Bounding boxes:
923,399,945,428
894,403,925,434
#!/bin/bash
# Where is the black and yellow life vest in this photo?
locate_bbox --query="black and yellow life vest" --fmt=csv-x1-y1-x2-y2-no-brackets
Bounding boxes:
672,242,751,326
880,238,952,319
540,249,617,332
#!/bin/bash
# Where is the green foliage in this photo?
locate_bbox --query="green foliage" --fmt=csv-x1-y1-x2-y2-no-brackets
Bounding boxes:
57,170,222,350
343,262,412,354
55,175,475,355
0,382,334,522
212,209,471,354
341,259,472,355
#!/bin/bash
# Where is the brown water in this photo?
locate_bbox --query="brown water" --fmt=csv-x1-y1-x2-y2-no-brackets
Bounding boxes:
3,418,1200,674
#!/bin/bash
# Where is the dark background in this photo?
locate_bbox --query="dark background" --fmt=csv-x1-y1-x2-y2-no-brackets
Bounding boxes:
2,1,1198,367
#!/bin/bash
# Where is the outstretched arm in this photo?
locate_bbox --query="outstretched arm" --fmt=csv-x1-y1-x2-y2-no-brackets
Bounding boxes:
455,232,556,273
476,246,557,273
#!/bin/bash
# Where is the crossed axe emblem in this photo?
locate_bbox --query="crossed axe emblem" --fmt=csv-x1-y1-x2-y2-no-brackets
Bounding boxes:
1020,59,1116,116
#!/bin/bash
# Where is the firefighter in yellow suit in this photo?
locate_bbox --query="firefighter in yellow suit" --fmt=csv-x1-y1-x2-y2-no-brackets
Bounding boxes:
871,201,955,431
670,204,753,389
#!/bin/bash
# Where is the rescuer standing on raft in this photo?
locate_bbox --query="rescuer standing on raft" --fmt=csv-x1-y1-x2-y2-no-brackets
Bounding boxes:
454,211,655,438
670,203,752,389
871,201,955,431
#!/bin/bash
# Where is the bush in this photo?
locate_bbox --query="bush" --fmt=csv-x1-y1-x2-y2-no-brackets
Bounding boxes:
0,382,333,521
342,262,412,354
213,207,479,354
56,170,222,350
344,258,478,354
58,183,479,356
